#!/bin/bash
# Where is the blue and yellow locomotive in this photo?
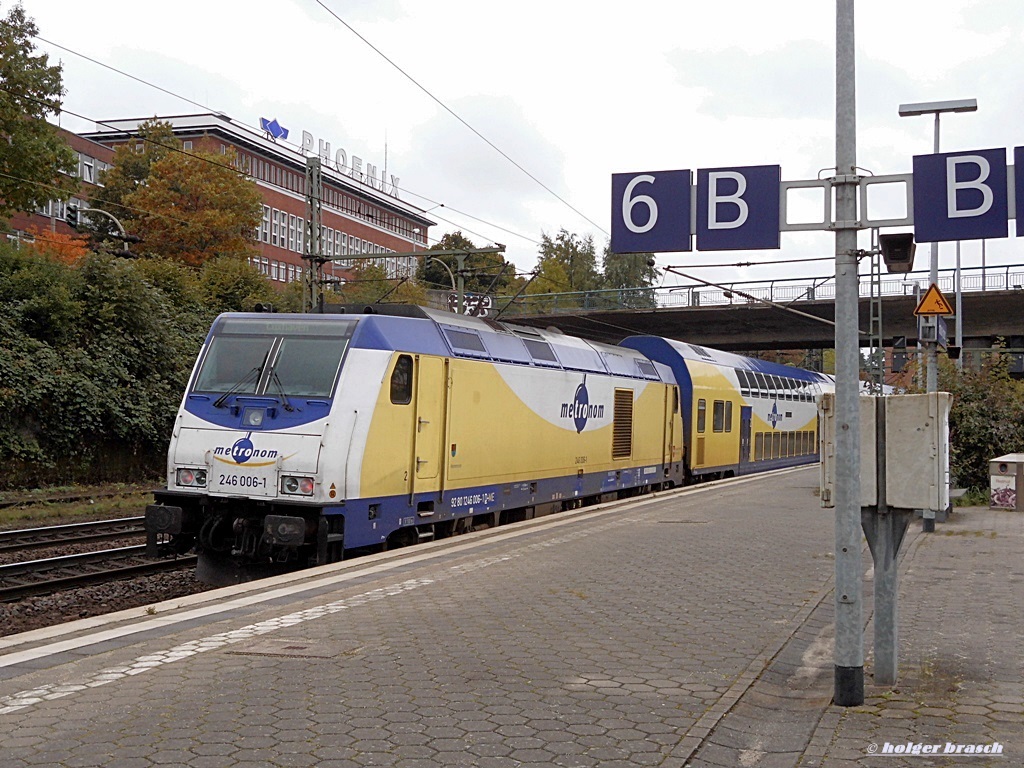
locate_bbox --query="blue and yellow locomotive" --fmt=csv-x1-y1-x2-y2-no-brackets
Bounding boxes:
146,307,831,584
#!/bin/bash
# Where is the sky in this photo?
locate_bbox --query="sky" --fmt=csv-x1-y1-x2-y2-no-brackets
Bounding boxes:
21,0,1024,289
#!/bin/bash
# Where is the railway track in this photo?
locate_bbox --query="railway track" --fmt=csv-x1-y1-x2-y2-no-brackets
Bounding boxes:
0,516,147,555
0,545,198,602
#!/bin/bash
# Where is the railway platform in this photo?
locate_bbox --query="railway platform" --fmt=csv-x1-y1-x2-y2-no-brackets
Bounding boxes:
0,466,1020,767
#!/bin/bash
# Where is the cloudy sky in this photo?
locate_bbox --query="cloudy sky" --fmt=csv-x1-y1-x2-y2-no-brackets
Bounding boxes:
24,0,1024,286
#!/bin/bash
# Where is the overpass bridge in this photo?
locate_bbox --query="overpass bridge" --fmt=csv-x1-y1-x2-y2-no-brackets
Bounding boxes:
499,263,1024,354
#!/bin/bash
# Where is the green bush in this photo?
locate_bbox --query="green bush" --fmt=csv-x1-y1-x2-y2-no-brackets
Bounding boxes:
0,245,270,489
939,356,1024,492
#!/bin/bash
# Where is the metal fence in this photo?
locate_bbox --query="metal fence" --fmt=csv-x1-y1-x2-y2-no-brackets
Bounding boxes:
494,263,1024,316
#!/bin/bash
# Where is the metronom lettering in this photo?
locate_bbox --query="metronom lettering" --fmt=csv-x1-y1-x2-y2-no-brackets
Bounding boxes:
560,402,605,420
214,447,278,459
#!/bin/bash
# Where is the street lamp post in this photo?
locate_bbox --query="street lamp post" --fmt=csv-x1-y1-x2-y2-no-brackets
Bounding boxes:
428,257,457,290
898,98,978,387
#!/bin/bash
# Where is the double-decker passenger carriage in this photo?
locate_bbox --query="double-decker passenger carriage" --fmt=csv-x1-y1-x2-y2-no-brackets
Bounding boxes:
620,337,833,480
146,306,832,585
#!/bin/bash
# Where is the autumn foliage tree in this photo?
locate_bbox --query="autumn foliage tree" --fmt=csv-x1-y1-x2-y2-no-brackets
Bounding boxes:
24,226,89,264
124,147,262,266
89,119,177,236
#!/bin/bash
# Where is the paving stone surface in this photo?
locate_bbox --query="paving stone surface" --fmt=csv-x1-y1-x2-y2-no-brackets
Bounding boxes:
0,468,1019,767
801,505,1023,768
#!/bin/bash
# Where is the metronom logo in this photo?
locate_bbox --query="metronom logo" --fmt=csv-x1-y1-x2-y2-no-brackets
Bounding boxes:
213,436,278,465
560,382,605,433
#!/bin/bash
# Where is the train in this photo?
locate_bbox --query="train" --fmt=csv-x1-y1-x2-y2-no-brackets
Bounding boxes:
145,306,833,585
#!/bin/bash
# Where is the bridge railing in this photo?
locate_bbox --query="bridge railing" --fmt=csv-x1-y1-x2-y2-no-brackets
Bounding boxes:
494,263,1024,317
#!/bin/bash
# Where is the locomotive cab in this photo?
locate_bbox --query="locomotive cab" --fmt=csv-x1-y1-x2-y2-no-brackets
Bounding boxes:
147,314,356,584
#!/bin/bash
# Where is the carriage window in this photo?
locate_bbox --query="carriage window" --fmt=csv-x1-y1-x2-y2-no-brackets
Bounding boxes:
713,400,725,433
754,372,769,397
390,355,413,404
737,370,751,397
697,399,707,433
725,400,733,432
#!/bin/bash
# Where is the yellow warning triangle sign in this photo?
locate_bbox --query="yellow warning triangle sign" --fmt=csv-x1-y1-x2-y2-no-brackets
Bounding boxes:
914,283,954,316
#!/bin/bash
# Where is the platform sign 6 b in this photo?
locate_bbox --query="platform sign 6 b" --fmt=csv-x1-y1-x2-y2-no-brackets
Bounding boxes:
611,165,781,254
611,170,692,253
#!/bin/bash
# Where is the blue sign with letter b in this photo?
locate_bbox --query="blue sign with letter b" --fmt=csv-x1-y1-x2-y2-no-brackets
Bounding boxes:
912,148,1008,242
696,165,780,250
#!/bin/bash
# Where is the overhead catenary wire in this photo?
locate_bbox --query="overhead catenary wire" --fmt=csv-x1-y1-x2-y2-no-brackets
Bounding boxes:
0,169,193,227
24,31,544,250
313,1,608,238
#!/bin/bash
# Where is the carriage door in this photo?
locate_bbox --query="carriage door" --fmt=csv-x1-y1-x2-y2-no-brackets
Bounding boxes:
413,356,446,493
738,406,753,472
663,385,678,469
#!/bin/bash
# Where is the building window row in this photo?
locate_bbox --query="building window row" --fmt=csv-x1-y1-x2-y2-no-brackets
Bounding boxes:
36,197,88,221
256,206,416,281
249,256,302,284
235,150,424,244
258,206,306,254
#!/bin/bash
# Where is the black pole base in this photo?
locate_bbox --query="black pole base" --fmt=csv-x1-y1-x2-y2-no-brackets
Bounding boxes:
923,517,936,533
834,665,864,707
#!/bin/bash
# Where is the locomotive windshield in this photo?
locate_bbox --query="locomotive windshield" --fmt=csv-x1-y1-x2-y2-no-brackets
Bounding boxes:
192,317,356,401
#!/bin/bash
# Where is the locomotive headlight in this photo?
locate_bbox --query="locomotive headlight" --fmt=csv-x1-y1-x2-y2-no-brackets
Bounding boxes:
242,407,265,427
175,467,207,487
281,475,315,496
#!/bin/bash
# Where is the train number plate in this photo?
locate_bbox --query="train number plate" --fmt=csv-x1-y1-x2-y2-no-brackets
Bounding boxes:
216,473,268,490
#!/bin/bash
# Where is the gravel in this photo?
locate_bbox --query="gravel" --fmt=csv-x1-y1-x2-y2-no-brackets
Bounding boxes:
1,568,212,638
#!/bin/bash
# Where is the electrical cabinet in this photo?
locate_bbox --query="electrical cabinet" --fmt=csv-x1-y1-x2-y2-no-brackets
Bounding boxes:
819,392,951,511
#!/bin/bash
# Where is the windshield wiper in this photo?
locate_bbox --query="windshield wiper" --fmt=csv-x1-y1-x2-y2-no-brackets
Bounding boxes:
269,371,295,412
212,366,263,408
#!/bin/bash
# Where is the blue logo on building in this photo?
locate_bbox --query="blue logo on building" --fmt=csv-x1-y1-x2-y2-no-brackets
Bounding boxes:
560,382,604,433
768,402,782,429
260,117,289,141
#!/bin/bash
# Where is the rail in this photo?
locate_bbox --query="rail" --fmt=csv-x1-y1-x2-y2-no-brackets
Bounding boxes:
0,545,196,601
494,263,1024,316
0,517,146,555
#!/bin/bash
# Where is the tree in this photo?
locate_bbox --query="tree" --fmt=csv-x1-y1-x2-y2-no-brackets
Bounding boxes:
335,261,428,308
125,146,263,266
522,257,573,312
25,226,89,265
198,255,276,311
89,119,177,235
537,229,602,293
601,244,659,308
417,231,514,295
0,4,77,219
938,358,1024,491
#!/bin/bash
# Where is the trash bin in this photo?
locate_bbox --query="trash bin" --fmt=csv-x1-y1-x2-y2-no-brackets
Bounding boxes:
989,454,1024,511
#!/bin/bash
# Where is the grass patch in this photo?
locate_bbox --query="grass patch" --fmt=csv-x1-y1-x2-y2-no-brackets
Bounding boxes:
0,483,157,529
953,488,989,506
